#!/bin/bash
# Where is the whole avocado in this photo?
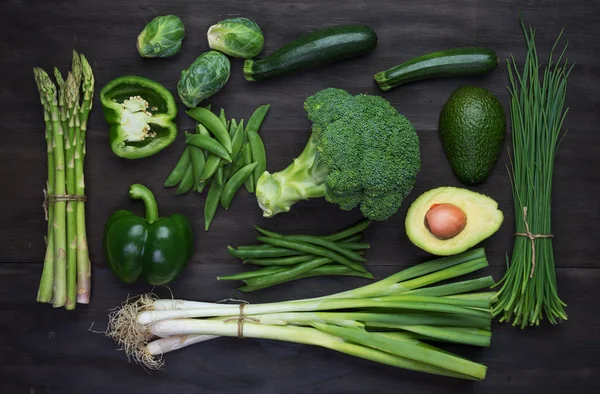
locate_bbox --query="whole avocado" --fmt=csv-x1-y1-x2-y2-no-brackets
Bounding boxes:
439,86,506,185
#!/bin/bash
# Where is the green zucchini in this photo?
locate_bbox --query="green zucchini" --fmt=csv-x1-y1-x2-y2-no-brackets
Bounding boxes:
374,47,498,91
243,25,377,82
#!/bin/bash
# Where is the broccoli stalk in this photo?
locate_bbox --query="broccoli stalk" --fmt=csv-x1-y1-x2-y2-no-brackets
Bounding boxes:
257,136,328,217
256,88,421,221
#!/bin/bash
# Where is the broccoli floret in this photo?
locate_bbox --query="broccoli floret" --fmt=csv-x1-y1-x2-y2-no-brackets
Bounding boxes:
256,88,421,221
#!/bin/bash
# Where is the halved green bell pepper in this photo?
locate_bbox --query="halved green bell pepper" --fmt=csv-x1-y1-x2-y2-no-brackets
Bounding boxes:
104,184,194,285
100,76,178,159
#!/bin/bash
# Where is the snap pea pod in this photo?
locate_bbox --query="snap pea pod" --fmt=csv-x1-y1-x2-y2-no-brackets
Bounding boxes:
247,130,266,188
218,108,227,128
257,236,367,273
176,162,195,194
242,142,255,192
238,264,375,292
197,123,211,138
217,266,287,281
246,104,270,134
164,147,191,187
186,134,231,162
281,235,366,262
184,131,206,189
201,155,221,181
231,150,246,175
221,162,258,210
230,121,245,160
186,107,232,154
227,245,304,258
229,118,238,136
204,180,224,231
216,166,224,185
243,254,317,266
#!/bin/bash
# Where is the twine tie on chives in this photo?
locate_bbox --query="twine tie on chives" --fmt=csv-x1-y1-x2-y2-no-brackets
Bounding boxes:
224,303,259,339
43,189,87,220
514,206,553,278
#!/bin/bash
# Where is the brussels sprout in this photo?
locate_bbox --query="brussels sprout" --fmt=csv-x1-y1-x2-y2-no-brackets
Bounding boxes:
177,51,231,108
207,17,264,59
137,15,185,58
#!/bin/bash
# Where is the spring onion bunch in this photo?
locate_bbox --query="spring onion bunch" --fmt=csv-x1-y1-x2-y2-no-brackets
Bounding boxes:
493,20,572,327
107,248,494,380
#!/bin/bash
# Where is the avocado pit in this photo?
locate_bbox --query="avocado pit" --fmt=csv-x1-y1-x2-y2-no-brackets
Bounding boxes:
425,203,467,240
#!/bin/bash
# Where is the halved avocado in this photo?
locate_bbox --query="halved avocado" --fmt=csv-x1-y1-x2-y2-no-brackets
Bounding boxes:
405,186,503,256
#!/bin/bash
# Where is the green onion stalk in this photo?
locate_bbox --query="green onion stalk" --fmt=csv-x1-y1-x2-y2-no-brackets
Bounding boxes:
33,51,94,309
107,248,494,380
492,20,572,328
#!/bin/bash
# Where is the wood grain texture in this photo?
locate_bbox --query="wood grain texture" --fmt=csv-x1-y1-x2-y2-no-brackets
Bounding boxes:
0,0,599,392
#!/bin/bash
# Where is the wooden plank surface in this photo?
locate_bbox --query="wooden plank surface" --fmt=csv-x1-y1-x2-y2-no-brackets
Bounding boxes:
1,0,599,392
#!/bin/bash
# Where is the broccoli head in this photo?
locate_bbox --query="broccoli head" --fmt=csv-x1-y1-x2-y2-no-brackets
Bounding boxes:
256,88,421,221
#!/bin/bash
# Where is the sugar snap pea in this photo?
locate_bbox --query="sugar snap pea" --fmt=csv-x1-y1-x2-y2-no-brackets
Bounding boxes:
176,162,195,195
231,121,245,160
218,108,227,127
257,237,367,273
246,104,270,134
247,130,266,188
186,107,232,153
221,162,258,210
216,166,224,185
217,266,287,281
204,180,224,231
200,154,221,181
196,123,211,137
164,147,191,187
242,142,255,193
186,134,231,162
229,118,238,136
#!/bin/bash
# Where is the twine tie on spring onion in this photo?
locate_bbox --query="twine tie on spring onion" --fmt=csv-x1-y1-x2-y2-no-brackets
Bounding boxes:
223,303,259,339
514,207,553,278
43,189,87,220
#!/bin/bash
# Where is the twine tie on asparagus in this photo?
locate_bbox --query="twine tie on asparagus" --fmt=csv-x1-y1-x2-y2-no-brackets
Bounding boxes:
514,206,553,278
43,189,86,220
224,303,259,339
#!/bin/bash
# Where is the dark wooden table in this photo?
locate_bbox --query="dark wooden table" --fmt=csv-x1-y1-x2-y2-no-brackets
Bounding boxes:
1,1,599,393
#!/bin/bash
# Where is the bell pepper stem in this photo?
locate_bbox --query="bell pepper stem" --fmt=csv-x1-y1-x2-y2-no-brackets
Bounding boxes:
129,184,159,223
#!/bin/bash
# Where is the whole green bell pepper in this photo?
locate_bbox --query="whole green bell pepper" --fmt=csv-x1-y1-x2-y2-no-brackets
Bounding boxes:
100,76,178,159
104,184,194,285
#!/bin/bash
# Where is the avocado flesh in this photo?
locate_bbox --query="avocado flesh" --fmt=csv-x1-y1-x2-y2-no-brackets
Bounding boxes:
405,186,503,256
439,86,506,185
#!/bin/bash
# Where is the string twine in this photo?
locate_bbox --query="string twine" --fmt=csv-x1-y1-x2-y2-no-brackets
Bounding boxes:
43,189,86,220
514,206,553,278
223,302,259,339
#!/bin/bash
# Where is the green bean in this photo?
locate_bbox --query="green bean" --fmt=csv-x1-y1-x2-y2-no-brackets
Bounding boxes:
204,180,224,231
218,108,227,128
227,246,303,259
242,257,331,288
246,104,270,134
338,242,370,251
221,162,258,210
254,225,367,244
164,147,191,187
242,142,255,193
200,154,221,181
247,130,266,188
236,244,273,251
254,225,282,238
325,220,372,242
230,121,245,160
340,234,362,243
280,235,366,262
257,237,367,273
217,266,287,281
244,255,317,266
186,134,231,162
186,107,232,153
176,162,195,195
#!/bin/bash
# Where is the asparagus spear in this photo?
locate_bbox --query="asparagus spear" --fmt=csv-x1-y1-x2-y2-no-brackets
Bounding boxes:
34,68,55,303
75,53,94,304
38,69,68,308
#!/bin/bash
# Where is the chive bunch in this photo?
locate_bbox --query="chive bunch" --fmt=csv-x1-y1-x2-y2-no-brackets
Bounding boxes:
221,220,373,291
164,105,269,230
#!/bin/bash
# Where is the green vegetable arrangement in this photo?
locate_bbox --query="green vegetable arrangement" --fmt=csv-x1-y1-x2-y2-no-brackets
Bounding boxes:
207,17,264,58
164,105,270,230
100,76,178,159
104,184,194,285
222,220,373,291
107,248,494,380
256,88,421,221
178,51,231,108
137,15,185,58
493,21,572,328
33,51,94,309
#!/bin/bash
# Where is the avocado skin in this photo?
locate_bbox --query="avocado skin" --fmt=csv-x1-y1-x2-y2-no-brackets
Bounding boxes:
439,86,506,185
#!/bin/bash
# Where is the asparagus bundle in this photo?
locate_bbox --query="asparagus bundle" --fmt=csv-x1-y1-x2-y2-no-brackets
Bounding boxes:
34,51,94,309
107,248,495,380
222,220,373,291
